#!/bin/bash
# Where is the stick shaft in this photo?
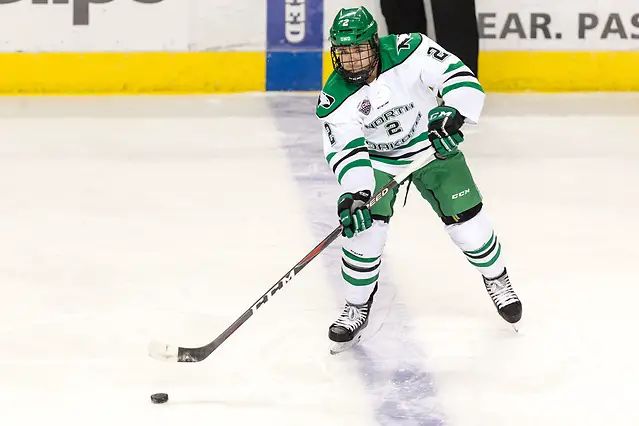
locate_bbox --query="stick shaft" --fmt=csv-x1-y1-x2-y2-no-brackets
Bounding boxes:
154,149,436,363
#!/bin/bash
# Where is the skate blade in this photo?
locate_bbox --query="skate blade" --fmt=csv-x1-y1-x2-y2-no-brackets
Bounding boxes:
329,334,362,355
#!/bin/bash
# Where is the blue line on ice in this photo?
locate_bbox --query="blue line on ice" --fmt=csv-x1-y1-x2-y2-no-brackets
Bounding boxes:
268,96,445,426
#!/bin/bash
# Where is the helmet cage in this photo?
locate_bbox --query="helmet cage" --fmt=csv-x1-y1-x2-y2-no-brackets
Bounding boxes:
330,35,380,85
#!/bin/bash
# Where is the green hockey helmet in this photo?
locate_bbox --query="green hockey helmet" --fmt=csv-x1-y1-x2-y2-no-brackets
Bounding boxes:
329,6,380,85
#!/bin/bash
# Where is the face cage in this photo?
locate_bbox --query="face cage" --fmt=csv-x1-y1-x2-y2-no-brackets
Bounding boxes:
331,38,380,85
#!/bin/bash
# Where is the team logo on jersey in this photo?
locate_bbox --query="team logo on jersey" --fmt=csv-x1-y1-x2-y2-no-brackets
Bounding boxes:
396,34,412,52
317,91,335,109
358,99,371,115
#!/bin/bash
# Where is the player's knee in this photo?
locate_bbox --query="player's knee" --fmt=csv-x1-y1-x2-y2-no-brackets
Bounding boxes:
343,220,388,258
441,203,482,225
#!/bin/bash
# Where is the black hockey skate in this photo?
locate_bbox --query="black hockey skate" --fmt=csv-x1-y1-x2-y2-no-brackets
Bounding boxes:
483,268,522,328
329,284,378,354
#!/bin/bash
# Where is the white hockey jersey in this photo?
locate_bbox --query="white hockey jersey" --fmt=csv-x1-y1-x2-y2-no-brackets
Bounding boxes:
316,33,485,194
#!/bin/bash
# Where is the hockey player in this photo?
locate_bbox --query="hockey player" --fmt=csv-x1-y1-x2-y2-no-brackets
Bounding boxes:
317,6,522,351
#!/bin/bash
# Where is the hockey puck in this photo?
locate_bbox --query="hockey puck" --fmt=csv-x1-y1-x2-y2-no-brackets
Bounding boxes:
150,393,168,404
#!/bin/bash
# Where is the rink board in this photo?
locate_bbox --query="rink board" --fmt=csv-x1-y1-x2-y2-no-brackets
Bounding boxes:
478,51,639,92
322,51,639,92
0,52,265,95
0,50,637,94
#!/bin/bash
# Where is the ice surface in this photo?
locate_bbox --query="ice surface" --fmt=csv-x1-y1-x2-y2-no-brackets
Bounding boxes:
0,93,637,426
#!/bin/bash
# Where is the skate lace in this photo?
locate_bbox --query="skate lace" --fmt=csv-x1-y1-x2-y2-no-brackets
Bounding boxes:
485,275,519,308
334,304,368,331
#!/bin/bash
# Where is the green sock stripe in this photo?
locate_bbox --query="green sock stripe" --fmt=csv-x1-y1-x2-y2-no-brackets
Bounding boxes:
342,270,379,286
342,248,380,263
464,232,495,255
468,243,502,268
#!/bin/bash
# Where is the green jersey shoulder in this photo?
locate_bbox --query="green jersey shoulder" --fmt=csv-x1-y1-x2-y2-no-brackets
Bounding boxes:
378,32,423,73
316,72,363,119
315,33,424,119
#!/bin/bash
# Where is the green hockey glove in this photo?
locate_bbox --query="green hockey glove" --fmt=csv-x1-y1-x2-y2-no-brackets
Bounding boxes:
427,106,466,157
337,190,372,238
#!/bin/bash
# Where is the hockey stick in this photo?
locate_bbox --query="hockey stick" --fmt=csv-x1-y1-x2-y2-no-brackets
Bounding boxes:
148,147,437,363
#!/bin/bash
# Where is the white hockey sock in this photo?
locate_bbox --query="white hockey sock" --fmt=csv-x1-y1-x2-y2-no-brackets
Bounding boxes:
341,221,388,305
445,210,505,279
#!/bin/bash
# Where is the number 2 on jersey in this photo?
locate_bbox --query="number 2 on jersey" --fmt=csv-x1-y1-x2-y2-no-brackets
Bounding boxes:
427,47,450,62
384,120,403,136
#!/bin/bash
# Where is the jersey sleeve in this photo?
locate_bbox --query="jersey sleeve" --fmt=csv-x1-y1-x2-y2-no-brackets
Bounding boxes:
414,35,485,124
319,104,375,194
